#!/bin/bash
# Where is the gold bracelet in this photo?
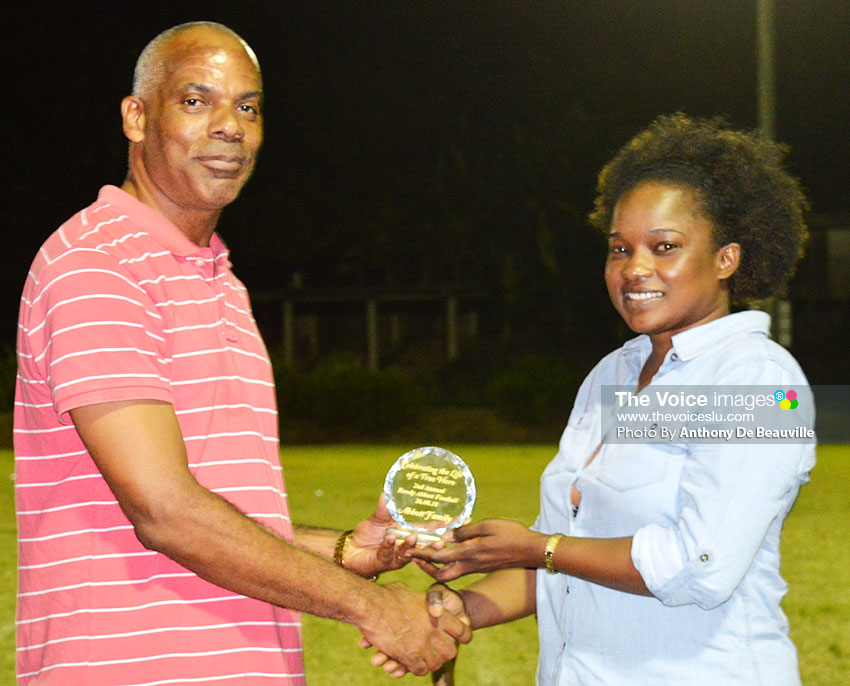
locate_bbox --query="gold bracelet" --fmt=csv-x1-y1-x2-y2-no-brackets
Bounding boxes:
544,534,564,575
333,529,378,581
333,529,354,568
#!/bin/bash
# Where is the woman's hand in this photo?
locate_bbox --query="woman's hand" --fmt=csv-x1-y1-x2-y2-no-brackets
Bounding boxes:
410,519,549,582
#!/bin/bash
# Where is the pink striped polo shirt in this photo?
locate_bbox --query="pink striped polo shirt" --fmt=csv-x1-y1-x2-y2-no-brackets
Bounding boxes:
15,186,305,685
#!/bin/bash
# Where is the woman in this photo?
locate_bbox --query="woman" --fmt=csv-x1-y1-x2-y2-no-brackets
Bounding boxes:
411,114,815,685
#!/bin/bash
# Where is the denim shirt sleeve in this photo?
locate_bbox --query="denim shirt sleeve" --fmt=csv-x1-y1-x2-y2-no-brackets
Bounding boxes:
630,358,816,609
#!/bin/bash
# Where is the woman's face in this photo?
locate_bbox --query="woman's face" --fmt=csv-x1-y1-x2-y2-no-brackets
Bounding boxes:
604,180,739,343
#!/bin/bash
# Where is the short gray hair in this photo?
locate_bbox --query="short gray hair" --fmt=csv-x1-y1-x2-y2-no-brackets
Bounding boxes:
132,21,260,99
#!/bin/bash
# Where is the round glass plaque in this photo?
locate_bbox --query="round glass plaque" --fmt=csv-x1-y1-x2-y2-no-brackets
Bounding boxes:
384,446,476,543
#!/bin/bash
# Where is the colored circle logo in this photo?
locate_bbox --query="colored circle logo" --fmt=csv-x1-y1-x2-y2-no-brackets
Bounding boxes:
776,389,798,410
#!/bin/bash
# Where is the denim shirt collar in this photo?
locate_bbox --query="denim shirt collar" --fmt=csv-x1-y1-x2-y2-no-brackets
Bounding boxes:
620,311,772,375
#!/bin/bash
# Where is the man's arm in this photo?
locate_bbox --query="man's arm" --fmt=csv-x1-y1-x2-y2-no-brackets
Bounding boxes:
70,399,469,675
291,498,418,579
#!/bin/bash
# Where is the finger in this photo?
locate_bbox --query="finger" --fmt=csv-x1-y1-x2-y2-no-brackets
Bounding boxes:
375,492,391,518
408,659,429,677
395,534,416,555
388,538,414,565
440,608,472,644
408,545,451,563
381,659,403,676
371,652,389,667
451,521,485,542
431,562,465,583
414,557,468,582
412,545,463,565
426,585,445,619
375,536,395,560
371,492,393,525
434,634,461,664
411,557,443,578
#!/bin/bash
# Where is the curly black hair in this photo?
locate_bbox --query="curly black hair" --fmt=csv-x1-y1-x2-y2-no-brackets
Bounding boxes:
589,113,809,303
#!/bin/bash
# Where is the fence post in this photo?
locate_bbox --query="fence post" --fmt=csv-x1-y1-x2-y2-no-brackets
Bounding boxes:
283,300,295,369
367,298,379,372
446,296,458,361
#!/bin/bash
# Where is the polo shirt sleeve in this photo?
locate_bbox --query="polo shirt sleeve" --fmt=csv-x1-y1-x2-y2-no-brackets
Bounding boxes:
29,246,173,423
630,358,815,609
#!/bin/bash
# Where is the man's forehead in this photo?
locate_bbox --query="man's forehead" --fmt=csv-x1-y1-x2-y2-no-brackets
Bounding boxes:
160,30,261,83
160,46,262,94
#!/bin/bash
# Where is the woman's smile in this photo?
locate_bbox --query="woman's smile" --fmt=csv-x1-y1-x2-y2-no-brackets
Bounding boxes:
605,181,739,349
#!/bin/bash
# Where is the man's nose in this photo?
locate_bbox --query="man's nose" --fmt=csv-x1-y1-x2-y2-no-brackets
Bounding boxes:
209,106,244,141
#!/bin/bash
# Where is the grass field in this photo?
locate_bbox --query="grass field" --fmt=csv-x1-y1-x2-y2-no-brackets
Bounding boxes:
1,444,848,684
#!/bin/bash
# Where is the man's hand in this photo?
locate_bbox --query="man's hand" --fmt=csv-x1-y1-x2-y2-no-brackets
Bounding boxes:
357,582,471,677
342,494,418,578
366,583,470,679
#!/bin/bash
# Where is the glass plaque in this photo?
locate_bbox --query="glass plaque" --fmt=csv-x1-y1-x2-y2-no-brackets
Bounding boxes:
384,446,476,543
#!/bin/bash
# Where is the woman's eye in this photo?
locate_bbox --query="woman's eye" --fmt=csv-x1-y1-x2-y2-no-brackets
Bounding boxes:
656,242,678,252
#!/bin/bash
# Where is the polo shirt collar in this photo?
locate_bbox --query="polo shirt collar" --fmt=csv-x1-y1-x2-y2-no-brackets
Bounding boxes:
621,310,772,371
98,185,229,258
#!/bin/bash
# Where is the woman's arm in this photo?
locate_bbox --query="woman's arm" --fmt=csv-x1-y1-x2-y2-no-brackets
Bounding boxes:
411,519,651,596
459,567,539,629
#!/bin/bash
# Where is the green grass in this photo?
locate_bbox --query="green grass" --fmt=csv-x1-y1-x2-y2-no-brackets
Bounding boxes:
1,445,848,684
0,451,13,684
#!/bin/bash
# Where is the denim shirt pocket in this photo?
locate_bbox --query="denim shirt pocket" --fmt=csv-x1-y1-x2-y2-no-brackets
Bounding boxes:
549,409,595,474
594,442,685,492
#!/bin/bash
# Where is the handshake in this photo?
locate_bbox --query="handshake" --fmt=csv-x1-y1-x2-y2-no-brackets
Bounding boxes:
358,576,468,679
338,498,473,679
328,491,538,678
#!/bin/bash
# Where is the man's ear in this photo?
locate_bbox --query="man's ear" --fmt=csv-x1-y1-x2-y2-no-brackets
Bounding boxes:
717,242,741,281
121,96,146,143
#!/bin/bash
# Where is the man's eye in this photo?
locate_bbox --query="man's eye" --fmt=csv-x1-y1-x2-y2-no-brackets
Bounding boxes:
239,104,260,116
183,98,203,107
608,245,626,255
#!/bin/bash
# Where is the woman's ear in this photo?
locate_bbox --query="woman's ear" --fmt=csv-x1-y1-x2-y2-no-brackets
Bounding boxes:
717,242,741,281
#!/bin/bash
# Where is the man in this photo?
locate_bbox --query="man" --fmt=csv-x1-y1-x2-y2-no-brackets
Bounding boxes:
14,22,467,685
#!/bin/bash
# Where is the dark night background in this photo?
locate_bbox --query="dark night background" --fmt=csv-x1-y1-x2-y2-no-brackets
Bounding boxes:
3,1,849,385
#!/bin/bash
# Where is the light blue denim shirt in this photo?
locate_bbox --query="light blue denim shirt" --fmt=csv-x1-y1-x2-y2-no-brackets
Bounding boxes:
534,311,815,685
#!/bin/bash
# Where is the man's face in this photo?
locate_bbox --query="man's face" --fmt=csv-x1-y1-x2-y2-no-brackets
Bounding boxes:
135,30,263,213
